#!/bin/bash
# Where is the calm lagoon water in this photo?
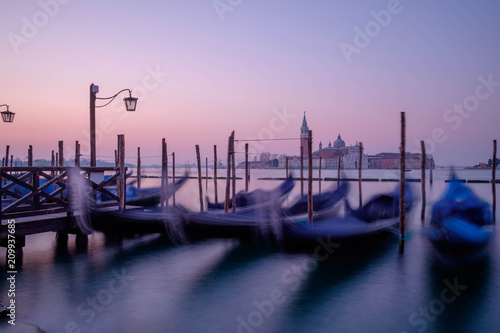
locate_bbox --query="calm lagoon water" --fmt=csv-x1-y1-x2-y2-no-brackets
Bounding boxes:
1,168,499,333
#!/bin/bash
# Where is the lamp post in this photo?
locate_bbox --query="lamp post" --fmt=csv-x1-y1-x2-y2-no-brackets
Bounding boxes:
0,104,15,123
89,83,138,167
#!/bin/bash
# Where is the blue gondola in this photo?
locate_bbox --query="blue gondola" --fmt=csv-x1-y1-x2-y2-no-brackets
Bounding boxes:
426,176,494,261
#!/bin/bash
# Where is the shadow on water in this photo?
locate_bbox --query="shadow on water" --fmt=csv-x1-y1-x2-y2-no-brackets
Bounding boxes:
284,234,398,321
423,254,493,333
183,240,276,295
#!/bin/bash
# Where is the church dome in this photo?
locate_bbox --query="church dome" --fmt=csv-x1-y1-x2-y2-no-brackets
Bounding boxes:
333,134,345,148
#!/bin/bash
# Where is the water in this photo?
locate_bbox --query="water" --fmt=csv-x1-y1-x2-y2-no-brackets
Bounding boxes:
1,169,499,333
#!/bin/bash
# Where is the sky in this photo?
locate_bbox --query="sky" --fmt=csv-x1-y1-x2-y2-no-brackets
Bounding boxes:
0,0,499,166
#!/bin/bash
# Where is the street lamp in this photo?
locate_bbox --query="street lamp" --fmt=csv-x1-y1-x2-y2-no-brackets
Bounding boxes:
0,104,15,123
89,83,138,167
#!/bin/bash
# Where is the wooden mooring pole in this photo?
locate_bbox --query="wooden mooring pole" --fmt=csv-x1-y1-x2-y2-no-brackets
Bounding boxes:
196,145,204,211
300,146,304,196
161,138,167,209
421,141,426,221
75,141,80,167
5,145,9,170
337,156,341,188
206,157,208,191
214,145,218,204
137,147,141,189
172,152,176,207
28,145,33,166
308,130,313,225
231,134,236,213
224,133,232,214
285,158,289,178
358,142,363,208
430,157,433,185
118,135,126,212
493,139,497,223
319,153,322,195
245,143,249,192
399,112,406,254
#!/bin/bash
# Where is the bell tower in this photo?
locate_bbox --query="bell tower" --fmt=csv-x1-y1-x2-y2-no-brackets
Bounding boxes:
300,112,309,157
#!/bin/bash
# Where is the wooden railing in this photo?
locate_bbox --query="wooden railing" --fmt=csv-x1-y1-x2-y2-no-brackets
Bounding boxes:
0,167,126,219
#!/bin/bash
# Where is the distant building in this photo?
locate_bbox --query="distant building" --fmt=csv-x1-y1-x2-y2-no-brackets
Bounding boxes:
368,152,435,169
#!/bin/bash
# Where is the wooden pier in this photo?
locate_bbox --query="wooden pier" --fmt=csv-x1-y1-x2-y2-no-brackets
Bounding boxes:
0,166,127,256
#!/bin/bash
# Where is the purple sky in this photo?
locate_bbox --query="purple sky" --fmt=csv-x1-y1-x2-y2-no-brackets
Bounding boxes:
1,0,499,166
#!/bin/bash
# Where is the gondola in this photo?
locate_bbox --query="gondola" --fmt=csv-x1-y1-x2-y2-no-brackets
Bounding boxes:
425,176,494,261
282,183,414,249
99,174,188,207
206,175,295,210
181,182,349,241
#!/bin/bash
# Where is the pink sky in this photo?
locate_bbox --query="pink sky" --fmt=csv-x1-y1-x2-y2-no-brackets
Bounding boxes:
1,1,499,166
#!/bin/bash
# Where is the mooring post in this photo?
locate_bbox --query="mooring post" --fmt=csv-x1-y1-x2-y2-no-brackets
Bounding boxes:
172,152,176,206
430,157,433,185
58,141,64,199
117,135,126,211
3,145,8,199
308,130,313,225
231,134,236,213
214,145,218,204
493,139,497,223
114,150,118,167
10,155,13,167
75,141,81,167
358,142,363,209
28,145,33,185
224,133,232,214
206,157,208,191
245,143,249,192
300,145,304,196
285,157,289,178
399,112,406,254
51,149,55,179
28,145,33,167
196,145,204,211
5,145,9,171
421,141,426,221
337,156,341,188
161,138,167,209
319,153,322,195
166,144,169,208
137,147,141,189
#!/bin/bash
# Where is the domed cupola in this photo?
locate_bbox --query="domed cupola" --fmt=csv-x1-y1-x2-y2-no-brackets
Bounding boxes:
333,134,345,148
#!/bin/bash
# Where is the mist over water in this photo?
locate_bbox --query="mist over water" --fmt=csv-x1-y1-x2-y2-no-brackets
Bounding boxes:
1,169,499,333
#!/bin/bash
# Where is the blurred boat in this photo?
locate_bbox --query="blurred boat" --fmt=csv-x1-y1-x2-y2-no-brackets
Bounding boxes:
283,183,414,249
181,182,349,241
426,176,493,261
99,174,188,207
206,175,295,210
